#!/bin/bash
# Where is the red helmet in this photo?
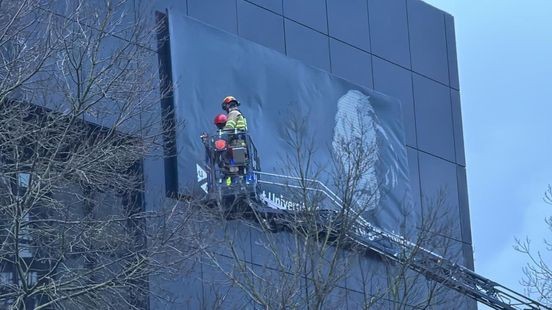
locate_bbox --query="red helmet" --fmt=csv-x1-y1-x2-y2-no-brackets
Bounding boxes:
221,96,240,112
214,113,227,129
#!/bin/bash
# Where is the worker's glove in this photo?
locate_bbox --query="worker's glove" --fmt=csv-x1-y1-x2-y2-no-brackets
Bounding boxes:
200,132,208,142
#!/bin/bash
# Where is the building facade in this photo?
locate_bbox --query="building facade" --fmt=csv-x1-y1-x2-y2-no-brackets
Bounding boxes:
144,0,474,309
0,0,474,308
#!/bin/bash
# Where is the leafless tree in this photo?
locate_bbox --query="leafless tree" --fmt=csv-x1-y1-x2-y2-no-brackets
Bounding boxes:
0,1,200,309
197,112,467,309
0,1,472,306
514,185,552,306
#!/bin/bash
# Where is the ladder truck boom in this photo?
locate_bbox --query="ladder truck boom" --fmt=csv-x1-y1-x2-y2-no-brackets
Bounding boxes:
248,171,550,310
348,222,548,310
200,132,549,309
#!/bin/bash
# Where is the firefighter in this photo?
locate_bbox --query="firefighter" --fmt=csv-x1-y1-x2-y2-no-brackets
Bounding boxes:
220,96,248,185
221,96,247,131
213,113,227,130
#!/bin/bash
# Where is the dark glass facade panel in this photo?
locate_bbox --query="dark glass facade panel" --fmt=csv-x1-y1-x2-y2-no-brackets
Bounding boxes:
246,0,283,14
368,0,411,68
329,38,373,88
418,159,465,310
347,290,370,309
209,221,253,262
445,14,460,90
398,147,422,239
201,255,255,308
149,258,204,309
451,90,465,166
413,74,455,162
456,166,474,269
407,0,449,85
344,252,387,297
252,265,307,309
372,57,416,147
418,152,461,242
305,246,347,289
151,0,187,16
142,157,166,211
327,0,371,51
237,0,285,53
283,0,328,33
284,19,330,71
304,282,348,308
187,0,238,34
407,146,421,211
250,264,306,306
249,230,300,268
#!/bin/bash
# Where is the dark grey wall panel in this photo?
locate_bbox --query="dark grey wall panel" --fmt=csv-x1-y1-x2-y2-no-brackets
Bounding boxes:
188,0,238,34
451,89,465,166
372,57,416,147
149,258,204,309
445,14,460,90
407,146,421,215
143,157,166,211
151,0,188,16
304,282,348,308
247,0,283,14
418,151,459,207
201,255,255,308
283,0,328,33
250,264,306,306
407,0,449,85
284,19,330,71
327,0,371,51
456,166,473,269
249,230,300,268
347,290,371,310
329,38,373,88
345,252,387,297
392,147,422,241
368,0,411,68
237,0,285,53
418,152,461,242
413,74,455,162
209,220,253,262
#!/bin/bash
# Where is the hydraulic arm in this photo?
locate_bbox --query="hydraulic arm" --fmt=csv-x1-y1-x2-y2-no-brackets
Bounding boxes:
201,133,548,309
245,171,550,310
350,221,548,310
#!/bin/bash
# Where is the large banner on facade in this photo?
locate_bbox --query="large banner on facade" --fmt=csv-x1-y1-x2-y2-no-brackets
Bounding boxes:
168,14,411,230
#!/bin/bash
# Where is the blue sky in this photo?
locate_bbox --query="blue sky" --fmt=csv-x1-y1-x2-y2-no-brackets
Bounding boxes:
423,0,552,303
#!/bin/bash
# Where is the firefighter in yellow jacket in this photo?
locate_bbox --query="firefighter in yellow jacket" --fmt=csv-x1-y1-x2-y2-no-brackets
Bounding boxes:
220,96,247,186
221,96,247,131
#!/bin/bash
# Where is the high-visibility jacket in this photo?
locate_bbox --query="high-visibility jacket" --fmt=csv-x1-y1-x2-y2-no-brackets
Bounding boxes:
224,109,247,130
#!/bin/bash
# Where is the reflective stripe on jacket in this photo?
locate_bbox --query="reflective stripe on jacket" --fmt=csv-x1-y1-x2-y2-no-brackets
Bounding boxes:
225,110,247,130
236,116,247,129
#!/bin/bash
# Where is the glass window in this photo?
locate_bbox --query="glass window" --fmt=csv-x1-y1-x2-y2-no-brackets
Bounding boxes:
28,272,37,285
0,272,13,285
18,172,30,188
19,213,33,258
